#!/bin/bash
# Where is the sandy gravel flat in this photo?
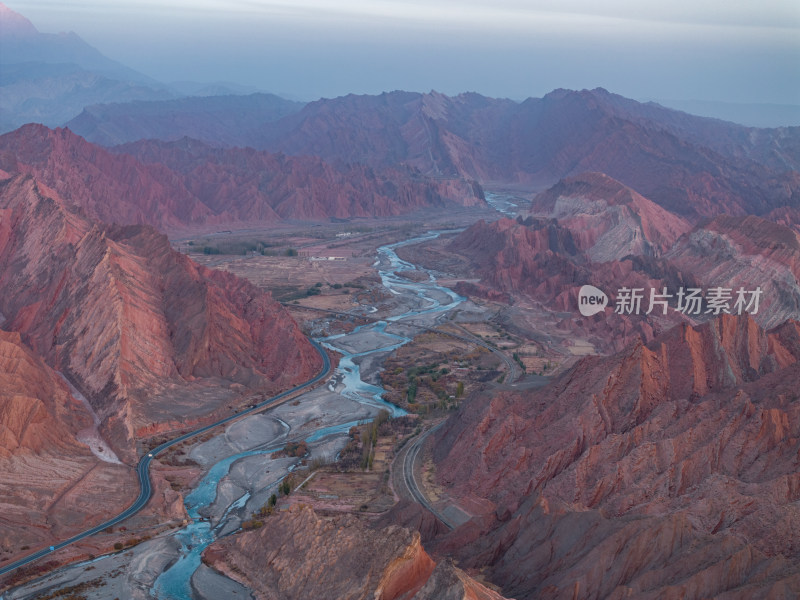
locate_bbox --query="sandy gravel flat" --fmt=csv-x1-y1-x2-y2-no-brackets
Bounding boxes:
3,535,180,600
191,564,253,600
190,413,287,467
327,330,402,354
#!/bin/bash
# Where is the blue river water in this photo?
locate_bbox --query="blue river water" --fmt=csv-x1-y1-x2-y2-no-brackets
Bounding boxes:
151,450,275,599
151,231,464,599
484,191,519,217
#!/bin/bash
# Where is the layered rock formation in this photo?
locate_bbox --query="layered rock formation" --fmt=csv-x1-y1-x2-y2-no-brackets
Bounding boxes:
415,560,509,600
666,215,800,329
257,90,519,181
0,330,135,556
0,124,211,230
205,505,508,600
0,174,321,461
447,209,800,346
530,172,692,261
0,331,91,460
0,124,483,229
447,216,694,351
431,315,800,599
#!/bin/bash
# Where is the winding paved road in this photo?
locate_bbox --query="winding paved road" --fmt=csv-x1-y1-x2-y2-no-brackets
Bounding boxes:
0,340,330,579
395,422,456,530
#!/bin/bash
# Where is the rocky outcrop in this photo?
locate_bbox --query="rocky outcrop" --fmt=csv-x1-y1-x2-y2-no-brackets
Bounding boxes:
376,498,453,544
447,217,694,352
415,560,508,600
446,212,800,349
666,215,800,329
205,505,510,600
447,217,585,306
0,174,321,461
206,505,436,600
0,124,483,229
530,172,692,261
0,330,91,460
431,315,800,599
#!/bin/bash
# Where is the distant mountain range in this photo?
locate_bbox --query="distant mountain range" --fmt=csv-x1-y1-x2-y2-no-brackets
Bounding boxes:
0,125,484,228
63,88,800,224
66,93,304,147
4,3,800,229
5,84,800,231
0,3,177,132
0,3,154,82
0,3,298,135
255,88,800,219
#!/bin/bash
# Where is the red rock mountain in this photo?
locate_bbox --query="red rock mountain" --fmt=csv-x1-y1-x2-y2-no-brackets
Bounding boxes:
0,124,483,229
431,315,800,599
530,172,693,261
446,217,695,351
257,90,519,180
0,174,321,461
252,88,800,221
0,124,211,230
205,505,509,600
0,330,136,557
448,216,583,304
0,330,91,459
666,215,800,329
446,212,800,347
114,136,485,221
61,88,800,222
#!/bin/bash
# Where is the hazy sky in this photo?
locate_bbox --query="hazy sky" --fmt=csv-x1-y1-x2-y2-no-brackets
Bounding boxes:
7,0,800,104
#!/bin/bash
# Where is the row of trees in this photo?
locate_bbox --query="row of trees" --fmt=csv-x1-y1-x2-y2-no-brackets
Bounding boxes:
360,410,391,470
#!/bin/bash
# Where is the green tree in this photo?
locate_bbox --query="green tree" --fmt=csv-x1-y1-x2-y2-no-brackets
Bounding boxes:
407,379,418,403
